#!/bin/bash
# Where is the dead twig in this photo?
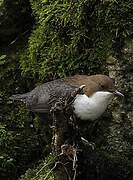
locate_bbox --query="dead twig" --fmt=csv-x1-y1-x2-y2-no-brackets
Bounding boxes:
44,161,71,180
60,144,78,169
73,168,77,180
50,85,85,180
32,157,57,180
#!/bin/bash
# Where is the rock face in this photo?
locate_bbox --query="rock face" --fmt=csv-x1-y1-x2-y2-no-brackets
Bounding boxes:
76,39,133,180
101,39,133,175
106,40,133,151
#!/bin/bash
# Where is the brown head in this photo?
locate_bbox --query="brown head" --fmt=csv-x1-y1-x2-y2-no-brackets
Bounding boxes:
64,74,124,97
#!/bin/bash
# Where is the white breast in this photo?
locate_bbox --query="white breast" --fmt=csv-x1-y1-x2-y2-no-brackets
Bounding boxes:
73,91,113,120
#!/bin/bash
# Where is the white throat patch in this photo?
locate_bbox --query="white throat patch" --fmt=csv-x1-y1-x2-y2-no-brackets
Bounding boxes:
73,91,113,120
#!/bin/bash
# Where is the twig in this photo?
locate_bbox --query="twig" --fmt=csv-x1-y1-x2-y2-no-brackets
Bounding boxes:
72,168,77,180
49,85,85,180
44,161,71,180
32,158,57,180
44,162,58,180
73,148,78,170
57,161,71,180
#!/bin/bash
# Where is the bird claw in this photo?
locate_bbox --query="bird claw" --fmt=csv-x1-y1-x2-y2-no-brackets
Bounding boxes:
81,137,95,150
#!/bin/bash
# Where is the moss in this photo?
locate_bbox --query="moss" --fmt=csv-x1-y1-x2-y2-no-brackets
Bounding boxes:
20,0,133,81
19,155,56,180
0,44,51,180
20,1,105,80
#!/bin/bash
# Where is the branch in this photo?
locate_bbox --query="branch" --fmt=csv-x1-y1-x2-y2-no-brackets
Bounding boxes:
50,85,86,180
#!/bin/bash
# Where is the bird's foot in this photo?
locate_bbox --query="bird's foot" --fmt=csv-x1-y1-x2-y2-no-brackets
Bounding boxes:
81,137,95,150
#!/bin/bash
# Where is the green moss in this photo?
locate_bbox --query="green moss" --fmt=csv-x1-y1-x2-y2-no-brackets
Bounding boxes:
20,0,133,81
0,50,51,179
20,1,105,80
19,155,56,180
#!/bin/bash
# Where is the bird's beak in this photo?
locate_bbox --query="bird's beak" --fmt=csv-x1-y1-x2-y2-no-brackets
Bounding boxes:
114,90,124,97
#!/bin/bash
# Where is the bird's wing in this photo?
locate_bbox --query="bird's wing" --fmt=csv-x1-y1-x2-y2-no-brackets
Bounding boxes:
10,79,78,113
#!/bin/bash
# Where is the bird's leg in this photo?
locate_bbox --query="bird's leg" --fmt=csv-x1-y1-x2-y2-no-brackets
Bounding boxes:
77,119,97,150
81,137,95,150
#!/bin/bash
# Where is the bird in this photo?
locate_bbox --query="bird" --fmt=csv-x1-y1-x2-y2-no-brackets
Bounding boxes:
10,74,124,121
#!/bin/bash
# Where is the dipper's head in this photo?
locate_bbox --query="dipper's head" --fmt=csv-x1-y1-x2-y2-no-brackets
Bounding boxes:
87,74,124,98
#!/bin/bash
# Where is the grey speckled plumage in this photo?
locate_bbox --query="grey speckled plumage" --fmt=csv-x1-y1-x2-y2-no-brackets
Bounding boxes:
11,79,78,113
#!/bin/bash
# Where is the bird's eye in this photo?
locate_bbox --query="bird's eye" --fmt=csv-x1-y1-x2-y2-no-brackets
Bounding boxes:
99,83,104,88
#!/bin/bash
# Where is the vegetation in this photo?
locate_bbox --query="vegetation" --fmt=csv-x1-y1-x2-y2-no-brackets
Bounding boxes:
19,155,56,180
20,0,133,81
0,0,133,179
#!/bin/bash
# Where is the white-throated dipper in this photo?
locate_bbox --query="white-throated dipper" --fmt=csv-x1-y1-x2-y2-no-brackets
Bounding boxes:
11,74,124,120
